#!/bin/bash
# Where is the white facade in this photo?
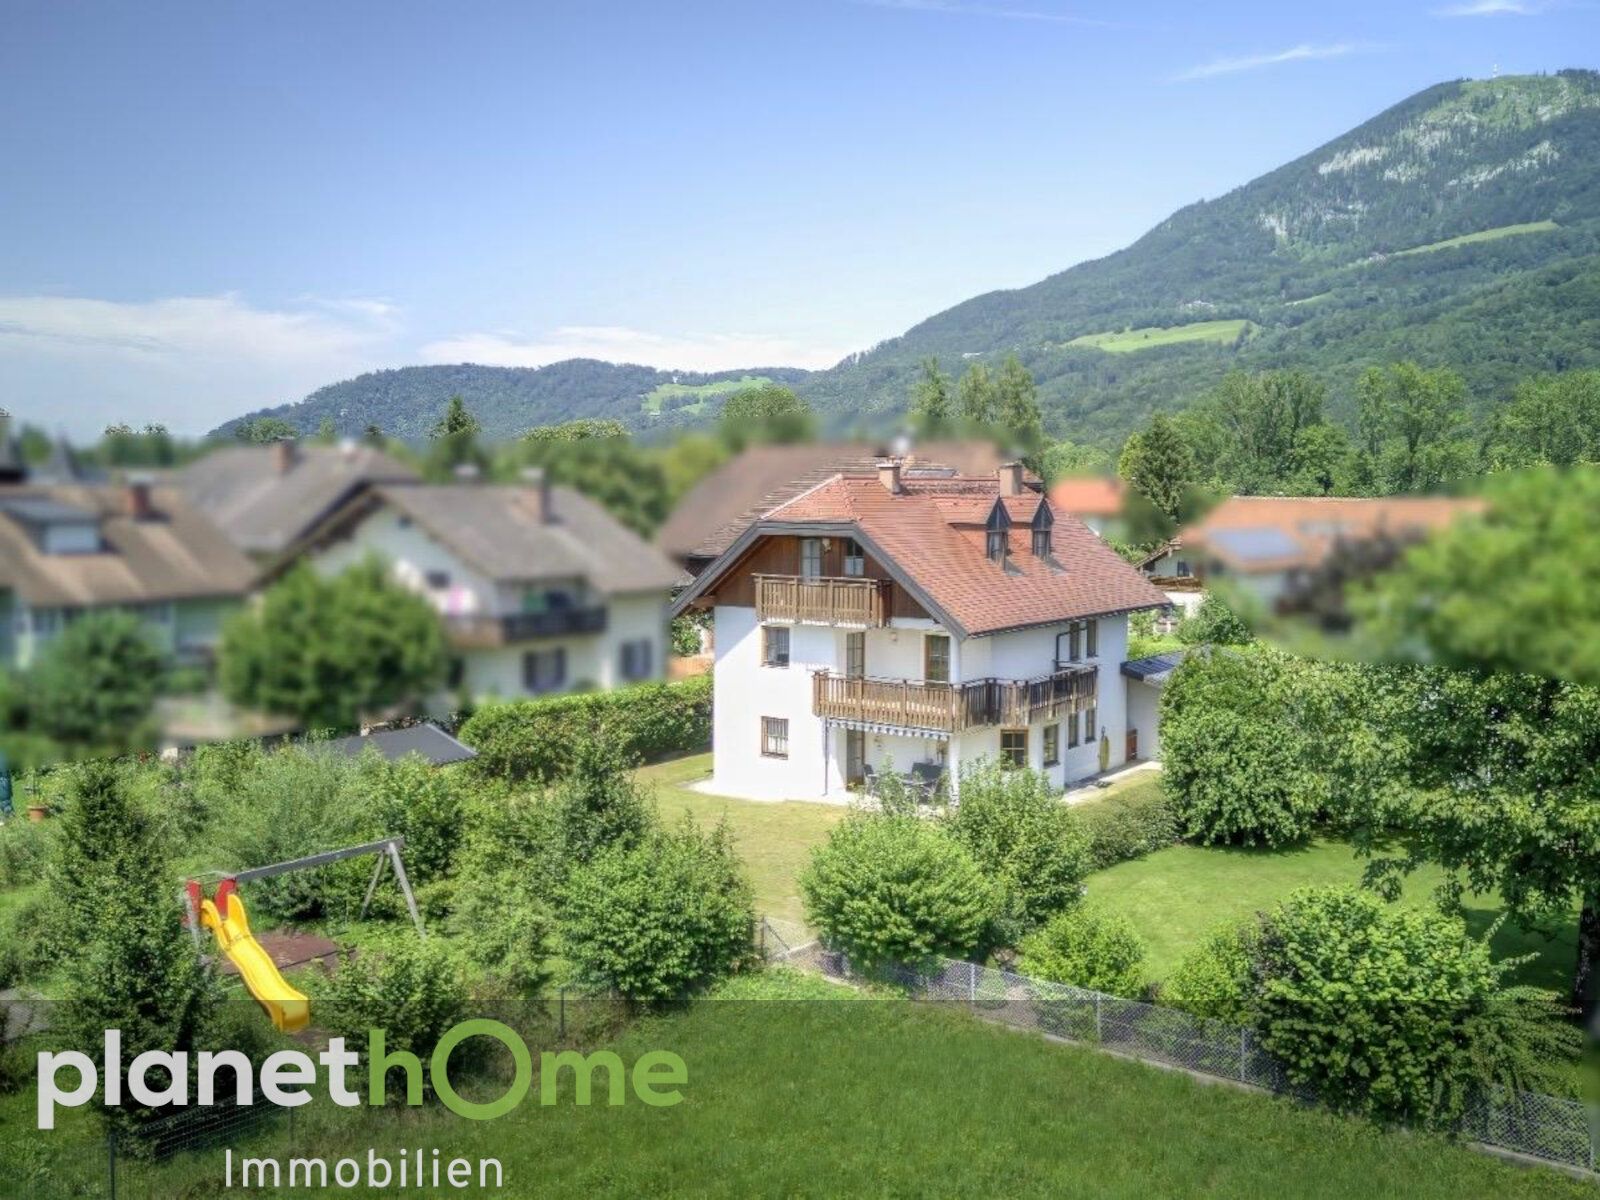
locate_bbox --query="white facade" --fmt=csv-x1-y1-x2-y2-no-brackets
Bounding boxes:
310,506,668,704
708,603,1136,803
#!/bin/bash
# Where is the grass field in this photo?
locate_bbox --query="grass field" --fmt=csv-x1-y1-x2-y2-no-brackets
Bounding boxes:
640,752,844,929
1066,319,1254,354
1392,220,1558,258
14,982,1591,1198
640,374,774,416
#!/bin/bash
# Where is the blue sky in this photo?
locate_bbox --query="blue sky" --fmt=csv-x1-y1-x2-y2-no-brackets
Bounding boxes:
1,0,1594,436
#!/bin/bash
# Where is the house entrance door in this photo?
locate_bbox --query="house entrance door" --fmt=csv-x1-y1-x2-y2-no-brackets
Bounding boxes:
1126,728,1138,762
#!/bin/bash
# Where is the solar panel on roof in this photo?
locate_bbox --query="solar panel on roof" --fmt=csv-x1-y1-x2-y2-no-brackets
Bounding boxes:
1208,527,1300,562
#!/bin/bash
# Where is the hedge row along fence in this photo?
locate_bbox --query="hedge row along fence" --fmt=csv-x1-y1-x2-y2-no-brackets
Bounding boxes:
458,674,713,782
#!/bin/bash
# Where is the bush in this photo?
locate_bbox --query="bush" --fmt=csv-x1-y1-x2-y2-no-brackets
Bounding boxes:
562,817,754,1005
1176,593,1252,646
801,815,993,970
1018,903,1146,998
552,736,654,866
27,611,165,753
449,869,555,998
459,675,712,783
1253,887,1498,1126
318,935,469,1100
352,751,467,888
0,891,58,988
1162,921,1256,1024
1075,782,1179,870
944,761,1091,946
0,814,54,890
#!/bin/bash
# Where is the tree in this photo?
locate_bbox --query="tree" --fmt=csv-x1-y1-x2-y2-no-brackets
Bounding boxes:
315,415,338,443
220,557,445,730
1186,370,1328,494
1488,370,1600,468
909,357,953,433
1355,363,1475,493
430,394,481,440
521,417,628,442
1118,413,1194,523
993,354,1043,446
497,432,670,537
362,422,386,446
1038,439,1111,482
28,611,164,753
718,384,813,448
427,395,485,475
1176,593,1252,646
956,362,996,426
552,735,653,866
234,416,297,443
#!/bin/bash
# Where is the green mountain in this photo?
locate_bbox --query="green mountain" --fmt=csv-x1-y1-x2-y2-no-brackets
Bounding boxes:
798,70,1600,443
209,360,813,442
219,71,1600,447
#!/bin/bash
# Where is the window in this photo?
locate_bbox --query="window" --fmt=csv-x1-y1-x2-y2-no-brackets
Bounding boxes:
1068,710,1081,748
985,500,1011,564
1085,706,1098,748
1031,504,1054,558
1000,728,1028,769
1086,620,1098,659
522,647,567,694
1060,619,1098,664
844,631,865,678
1175,560,1192,577
620,638,653,681
761,716,789,759
923,634,950,684
842,538,865,577
800,537,824,580
763,625,791,668
424,570,451,590
1043,724,1060,767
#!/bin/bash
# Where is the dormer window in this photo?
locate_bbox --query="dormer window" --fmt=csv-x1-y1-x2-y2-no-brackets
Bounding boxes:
1031,503,1054,559
985,500,1011,564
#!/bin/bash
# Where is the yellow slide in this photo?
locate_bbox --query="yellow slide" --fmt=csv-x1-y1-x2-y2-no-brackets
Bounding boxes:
198,887,310,1033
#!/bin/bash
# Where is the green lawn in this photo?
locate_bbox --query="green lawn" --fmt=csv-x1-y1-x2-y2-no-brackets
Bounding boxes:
1085,834,1579,994
1392,220,1558,257
639,374,775,416
639,753,844,930
1066,319,1254,354
19,984,1591,1198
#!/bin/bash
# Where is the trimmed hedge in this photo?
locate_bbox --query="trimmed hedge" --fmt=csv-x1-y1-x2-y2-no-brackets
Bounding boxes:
458,674,712,782
1076,781,1180,871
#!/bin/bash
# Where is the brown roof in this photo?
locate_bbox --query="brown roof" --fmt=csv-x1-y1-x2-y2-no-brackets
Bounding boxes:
0,483,258,607
676,473,1167,637
1182,495,1485,574
656,440,1026,567
175,442,419,556
1047,476,1125,518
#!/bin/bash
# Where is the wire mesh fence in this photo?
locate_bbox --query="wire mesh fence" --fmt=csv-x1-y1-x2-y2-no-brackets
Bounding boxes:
761,920,1598,1177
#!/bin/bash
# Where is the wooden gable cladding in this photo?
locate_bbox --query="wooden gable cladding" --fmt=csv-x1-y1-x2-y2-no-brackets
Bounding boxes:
700,533,930,621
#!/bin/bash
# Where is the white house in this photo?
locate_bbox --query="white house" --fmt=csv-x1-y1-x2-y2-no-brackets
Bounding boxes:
283,472,680,704
671,461,1171,801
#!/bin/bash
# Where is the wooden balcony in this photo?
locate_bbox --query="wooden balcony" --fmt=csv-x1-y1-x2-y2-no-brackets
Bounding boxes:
445,606,608,648
812,664,1096,734
754,574,888,627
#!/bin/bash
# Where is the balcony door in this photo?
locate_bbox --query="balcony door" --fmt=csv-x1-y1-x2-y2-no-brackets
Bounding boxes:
845,728,866,788
844,631,865,679
799,537,824,580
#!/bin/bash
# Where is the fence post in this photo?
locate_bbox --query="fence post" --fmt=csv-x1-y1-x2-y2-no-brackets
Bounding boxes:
968,960,977,1005
1094,991,1102,1042
759,919,767,958
1239,1028,1248,1084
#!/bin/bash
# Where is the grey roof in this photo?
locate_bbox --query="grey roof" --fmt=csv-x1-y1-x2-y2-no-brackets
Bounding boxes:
306,482,682,596
322,723,477,766
1206,527,1302,564
1121,651,1189,685
0,495,95,524
175,443,420,556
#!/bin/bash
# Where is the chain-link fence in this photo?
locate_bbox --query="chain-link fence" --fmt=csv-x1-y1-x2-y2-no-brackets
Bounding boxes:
761,920,1598,1177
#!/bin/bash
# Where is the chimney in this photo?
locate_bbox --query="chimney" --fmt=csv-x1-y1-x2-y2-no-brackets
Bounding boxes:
271,437,298,474
998,461,1024,497
877,458,903,495
519,466,552,523
125,473,154,520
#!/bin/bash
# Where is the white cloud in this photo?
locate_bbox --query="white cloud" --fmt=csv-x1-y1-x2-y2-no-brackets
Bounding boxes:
421,325,848,372
1174,42,1369,82
852,0,1120,26
1432,0,1548,15
0,293,398,437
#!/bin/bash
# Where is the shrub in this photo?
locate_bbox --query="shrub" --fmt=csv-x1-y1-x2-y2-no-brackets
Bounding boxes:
318,935,469,1099
1018,903,1146,998
459,675,712,783
562,817,754,1005
0,891,58,988
1075,782,1179,870
1162,921,1256,1024
1176,593,1252,646
801,815,993,970
0,813,54,890
449,865,555,997
27,611,165,753
945,760,1091,945
352,751,467,887
552,736,653,866
1252,887,1498,1126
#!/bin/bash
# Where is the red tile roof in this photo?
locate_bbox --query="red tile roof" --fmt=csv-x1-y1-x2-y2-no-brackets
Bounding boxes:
1047,475,1125,518
719,474,1167,636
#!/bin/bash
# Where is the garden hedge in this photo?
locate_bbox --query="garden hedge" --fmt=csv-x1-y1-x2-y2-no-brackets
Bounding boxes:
458,674,712,782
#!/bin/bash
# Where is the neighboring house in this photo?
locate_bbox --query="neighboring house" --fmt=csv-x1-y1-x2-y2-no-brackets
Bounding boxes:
1141,495,1483,611
671,460,1169,802
174,439,419,559
657,439,1029,576
281,473,681,704
0,477,258,669
1046,475,1125,539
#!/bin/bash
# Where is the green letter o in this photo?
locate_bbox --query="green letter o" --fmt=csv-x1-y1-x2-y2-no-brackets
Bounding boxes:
430,1019,531,1120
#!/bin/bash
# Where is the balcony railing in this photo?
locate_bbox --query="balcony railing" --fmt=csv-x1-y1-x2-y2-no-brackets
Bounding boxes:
812,664,1096,734
754,574,888,627
445,606,608,648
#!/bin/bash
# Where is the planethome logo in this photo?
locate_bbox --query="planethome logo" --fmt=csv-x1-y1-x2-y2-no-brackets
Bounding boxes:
37,1020,687,1129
